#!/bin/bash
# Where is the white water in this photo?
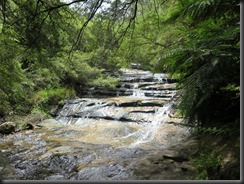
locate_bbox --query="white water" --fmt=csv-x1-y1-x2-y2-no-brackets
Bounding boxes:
132,83,145,97
0,69,193,180
55,68,189,149
119,102,173,148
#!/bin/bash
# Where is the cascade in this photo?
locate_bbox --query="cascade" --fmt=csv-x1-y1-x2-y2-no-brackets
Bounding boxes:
0,68,193,180
55,68,186,148
132,83,145,97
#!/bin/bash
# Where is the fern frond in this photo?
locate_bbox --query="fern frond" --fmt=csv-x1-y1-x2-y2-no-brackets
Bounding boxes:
182,0,239,22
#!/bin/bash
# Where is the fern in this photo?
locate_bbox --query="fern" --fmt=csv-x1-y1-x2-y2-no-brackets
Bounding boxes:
154,0,239,126
182,0,239,23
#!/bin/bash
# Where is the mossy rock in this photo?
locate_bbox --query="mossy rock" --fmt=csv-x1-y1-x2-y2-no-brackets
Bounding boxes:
0,122,16,134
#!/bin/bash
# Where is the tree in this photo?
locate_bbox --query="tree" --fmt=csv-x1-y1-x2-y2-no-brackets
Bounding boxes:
0,0,240,130
152,0,240,127
0,28,33,116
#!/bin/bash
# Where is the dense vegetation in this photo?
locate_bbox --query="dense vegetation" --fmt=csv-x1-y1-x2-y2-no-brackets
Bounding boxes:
0,0,240,179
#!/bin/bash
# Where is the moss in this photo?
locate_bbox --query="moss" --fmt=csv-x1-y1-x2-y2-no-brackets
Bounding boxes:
173,109,184,118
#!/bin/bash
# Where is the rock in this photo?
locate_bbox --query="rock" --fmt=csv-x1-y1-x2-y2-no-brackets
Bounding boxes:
1,68,194,180
141,83,177,90
37,119,63,129
85,89,118,97
163,154,189,162
130,63,142,69
75,164,132,180
39,146,76,159
118,101,142,107
26,123,34,130
0,122,16,134
119,100,164,107
45,174,65,180
219,162,240,180
25,113,45,124
49,106,61,116
15,122,34,132
0,152,16,179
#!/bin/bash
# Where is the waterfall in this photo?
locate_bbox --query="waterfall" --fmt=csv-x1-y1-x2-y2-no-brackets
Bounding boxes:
132,83,145,97
121,102,174,148
54,68,188,149
2,68,193,180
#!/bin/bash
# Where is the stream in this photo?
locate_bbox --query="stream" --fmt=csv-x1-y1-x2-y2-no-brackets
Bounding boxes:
0,68,197,180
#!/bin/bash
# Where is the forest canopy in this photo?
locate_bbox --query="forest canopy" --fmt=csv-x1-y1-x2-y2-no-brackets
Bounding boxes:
0,0,240,132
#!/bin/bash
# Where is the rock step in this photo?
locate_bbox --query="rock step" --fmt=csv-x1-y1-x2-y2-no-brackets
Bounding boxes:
120,78,177,83
87,82,177,97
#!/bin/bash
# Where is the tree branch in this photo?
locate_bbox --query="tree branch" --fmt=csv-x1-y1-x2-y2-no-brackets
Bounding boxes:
38,0,87,15
69,0,104,54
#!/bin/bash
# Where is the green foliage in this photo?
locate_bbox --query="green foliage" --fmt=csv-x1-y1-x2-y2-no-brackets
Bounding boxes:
30,107,51,120
33,87,76,112
91,76,120,90
194,120,239,138
192,150,221,180
182,0,239,23
0,0,240,132
0,0,125,116
153,0,240,126
76,20,129,71
16,120,30,131
50,51,102,90
0,28,33,116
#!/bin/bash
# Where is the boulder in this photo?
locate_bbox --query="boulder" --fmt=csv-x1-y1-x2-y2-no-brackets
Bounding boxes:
0,122,16,134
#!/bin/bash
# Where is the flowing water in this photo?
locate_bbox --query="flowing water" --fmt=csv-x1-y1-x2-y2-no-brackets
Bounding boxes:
0,68,196,180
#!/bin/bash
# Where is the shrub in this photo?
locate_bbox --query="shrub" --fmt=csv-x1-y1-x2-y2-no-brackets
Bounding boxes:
91,76,120,90
32,87,76,113
192,151,221,180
